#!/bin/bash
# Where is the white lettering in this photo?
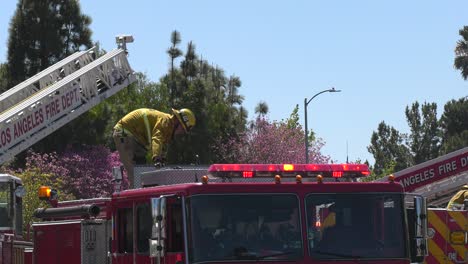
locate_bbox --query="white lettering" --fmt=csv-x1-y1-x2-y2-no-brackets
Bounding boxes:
461,156,467,168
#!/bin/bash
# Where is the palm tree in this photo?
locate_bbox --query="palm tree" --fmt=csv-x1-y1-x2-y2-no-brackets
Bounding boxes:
454,26,468,80
255,101,269,117
181,41,198,80
167,30,182,105
226,75,243,106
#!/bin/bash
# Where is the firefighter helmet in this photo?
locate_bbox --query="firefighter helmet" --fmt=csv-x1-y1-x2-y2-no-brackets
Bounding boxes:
172,108,196,132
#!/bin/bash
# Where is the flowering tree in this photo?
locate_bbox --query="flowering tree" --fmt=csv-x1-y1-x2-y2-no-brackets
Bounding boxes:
22,145,127,199
59,146,127,198
7,146,127,235
214,117,330,164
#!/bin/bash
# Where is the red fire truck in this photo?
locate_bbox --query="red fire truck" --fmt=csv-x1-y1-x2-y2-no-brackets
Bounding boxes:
377,147,468,264
0,174,31,264
24,163,428,264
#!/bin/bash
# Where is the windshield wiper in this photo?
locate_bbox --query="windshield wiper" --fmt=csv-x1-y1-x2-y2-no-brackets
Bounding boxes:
255,251,294,260
312,250,362,259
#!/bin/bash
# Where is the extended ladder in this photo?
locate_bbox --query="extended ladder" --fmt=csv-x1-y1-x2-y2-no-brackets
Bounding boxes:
376,147,468,206
0,48,96,113
0,43,136,165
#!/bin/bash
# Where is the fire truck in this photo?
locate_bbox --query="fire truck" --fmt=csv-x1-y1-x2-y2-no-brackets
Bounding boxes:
0,32,430,263
25,163,428,264
0,35,136,264
378,147,468,264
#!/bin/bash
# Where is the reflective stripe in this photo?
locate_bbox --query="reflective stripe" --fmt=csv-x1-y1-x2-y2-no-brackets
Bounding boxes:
113,124,135,138
143,109,152,147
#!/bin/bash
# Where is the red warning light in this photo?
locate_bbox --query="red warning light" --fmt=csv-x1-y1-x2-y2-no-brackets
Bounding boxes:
243,171,253,178
332,171,343,178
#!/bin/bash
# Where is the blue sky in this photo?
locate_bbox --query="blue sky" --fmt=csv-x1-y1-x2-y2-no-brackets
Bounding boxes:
0,1,467,165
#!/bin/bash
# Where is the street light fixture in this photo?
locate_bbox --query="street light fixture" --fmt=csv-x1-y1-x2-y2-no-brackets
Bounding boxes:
304,87,341,163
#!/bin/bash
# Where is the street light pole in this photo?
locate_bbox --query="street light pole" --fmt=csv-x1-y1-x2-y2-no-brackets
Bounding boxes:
304,87,341,163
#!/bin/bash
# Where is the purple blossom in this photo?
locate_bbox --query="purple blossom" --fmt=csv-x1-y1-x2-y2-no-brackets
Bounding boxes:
23,146,128,199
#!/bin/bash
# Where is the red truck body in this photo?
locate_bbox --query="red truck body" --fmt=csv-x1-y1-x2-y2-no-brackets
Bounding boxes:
2,163,430,264
425,208,467,264
31,174,422,264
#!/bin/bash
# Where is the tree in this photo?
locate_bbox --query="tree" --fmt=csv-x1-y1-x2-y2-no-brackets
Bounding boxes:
0,63,7,93
181,41,198,81
226,76,243,106
167,30,183,106
13,151,75,234
286,104,300,129
4,0,94,159
160,32,248,163
367,121,411,176
255,101,269,117
214,107,330,164
405,101,440,164
18,146,126,199
439,97,468,153
454,26,468,80
6,0,92,88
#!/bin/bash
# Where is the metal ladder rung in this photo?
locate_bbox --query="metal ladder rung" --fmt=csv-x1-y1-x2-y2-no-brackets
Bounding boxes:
0,48,96,111
0,49,122,123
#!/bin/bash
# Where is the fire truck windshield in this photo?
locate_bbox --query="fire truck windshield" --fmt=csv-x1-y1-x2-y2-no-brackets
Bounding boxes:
187,194,302,262
306,193,406,259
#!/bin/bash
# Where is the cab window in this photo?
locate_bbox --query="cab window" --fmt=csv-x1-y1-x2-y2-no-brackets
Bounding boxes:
137,203,152,254
117,207,133,253
167,200,183,252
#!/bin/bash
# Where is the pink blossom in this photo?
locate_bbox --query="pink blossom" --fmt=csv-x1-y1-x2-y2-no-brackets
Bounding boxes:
214,117,330,164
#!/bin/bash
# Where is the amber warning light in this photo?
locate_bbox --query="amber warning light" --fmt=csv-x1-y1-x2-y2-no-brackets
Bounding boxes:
38,186,51,200
208,164,370,179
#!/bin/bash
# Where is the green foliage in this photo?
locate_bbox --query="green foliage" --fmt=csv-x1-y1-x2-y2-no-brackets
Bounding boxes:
368,98,467,178
5,0,93,156
367,121,411,176
286,104,301,129
3,21,248,164
454,26,468,80
405,101,441,164
0,63,7,93
15,169,74,236
167,30,183,106
6,0,92,88
440,97,468,153
255,101,269,117
163,34,248,163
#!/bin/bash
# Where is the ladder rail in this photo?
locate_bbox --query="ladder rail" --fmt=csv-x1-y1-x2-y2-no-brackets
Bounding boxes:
0,76,136,165
0,48,96,113
0,49,122,122
0,48,135,164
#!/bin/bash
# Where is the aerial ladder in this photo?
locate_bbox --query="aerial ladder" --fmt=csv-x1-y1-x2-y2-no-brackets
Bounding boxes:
376,147,468,206
376,147,468,264
0,35,137,165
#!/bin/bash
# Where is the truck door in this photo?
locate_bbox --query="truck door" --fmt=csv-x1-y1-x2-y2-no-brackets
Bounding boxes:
150,196,185,264
113,205,134,264
113,198,184,264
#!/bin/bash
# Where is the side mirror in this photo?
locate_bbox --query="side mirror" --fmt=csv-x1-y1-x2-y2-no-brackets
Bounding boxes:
150,197,167,258
14,186,25,198
410,196,428,262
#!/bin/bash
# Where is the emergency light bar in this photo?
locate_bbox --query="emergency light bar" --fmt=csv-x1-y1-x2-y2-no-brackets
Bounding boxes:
208,164,370,179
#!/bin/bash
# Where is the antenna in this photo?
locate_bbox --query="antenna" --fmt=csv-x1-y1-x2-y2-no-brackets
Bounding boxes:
194,154,200,182
346,141,349,164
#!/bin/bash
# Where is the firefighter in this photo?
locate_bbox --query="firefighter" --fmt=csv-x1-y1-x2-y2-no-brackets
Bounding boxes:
113,108,196,188
446,184,468,210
